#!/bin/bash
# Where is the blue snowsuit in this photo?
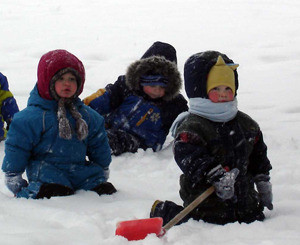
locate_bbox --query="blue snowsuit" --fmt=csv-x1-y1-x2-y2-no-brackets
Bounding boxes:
2,86,111,198
0,72,19,140
84,60,187,156
86,75,188,151
84,42,188,155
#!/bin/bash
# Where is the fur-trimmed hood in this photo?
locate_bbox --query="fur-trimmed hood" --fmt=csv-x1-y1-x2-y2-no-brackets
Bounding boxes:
125,56,182,101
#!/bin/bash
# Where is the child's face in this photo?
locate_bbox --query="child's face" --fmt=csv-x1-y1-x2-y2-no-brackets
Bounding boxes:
208,85,234,103
54,72,78,98
143,85,165,99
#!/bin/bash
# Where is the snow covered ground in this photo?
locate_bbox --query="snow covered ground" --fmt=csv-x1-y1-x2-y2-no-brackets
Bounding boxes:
0,0,300,244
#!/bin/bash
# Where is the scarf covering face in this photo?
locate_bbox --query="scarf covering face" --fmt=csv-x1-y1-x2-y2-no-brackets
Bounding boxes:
170,97,238,137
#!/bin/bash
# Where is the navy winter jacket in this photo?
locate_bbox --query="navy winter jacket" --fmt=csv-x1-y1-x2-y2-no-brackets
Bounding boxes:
87,75,188,151
0,72,19,140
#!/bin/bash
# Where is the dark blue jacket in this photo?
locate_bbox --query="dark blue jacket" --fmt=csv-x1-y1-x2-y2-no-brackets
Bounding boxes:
87,75,188,151
0,72,19,139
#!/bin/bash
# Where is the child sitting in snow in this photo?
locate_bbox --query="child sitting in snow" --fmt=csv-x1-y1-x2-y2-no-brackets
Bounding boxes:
2,49,116,199
83,41,188,156
150,51,273,225
0,72,19,142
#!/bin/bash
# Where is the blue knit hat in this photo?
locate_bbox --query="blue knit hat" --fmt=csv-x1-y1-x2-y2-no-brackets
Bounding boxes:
140,74,168,87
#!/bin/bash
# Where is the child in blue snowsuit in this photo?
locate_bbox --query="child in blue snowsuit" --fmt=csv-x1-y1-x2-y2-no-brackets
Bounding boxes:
0,72,19,141
2,49,116,199
151,51,273,225
84,42,188,156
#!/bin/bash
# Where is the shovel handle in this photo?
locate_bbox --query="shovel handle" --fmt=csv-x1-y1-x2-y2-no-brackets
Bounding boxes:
162,186,215,232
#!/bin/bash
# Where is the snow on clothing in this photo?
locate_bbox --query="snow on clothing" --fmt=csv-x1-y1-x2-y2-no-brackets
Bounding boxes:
151,51,272,225
173,112,272,224
2,50,112,199
86,75,187,152
2,86,111,199
84,42,188,154
0,72,19,140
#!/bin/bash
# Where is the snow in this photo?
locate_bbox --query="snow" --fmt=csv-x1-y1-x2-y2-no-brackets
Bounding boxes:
0,0,300,244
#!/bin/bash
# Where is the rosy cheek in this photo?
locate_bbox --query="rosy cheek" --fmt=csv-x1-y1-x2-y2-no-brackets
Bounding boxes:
227,91,234,101
208,91,219,103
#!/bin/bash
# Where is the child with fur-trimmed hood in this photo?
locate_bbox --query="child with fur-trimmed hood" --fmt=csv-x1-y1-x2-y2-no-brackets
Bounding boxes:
150,51,273,225
2,49,116,199
84,42,188,156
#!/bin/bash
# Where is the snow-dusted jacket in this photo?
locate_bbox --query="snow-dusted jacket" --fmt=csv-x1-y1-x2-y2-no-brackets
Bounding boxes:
2,85,111,180
174,112,272,223
173,50,272,223
0,72,19,139
84,56,188,151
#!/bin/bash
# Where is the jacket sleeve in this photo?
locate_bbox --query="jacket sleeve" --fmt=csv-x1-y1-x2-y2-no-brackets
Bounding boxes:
86,108,111,169
173,131,218,184
1,97,19,124
161,94,188,134
0,73,19,125
248,130,272,176
2,109,44,173
83,75,128,115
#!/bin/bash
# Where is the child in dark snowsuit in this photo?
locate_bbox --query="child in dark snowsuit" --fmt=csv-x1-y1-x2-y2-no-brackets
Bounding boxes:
2,49,116,199
0,72,19,141
83,42,188,156
150,51,273,225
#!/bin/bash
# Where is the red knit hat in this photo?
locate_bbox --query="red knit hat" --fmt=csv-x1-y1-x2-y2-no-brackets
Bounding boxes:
37,49,85,100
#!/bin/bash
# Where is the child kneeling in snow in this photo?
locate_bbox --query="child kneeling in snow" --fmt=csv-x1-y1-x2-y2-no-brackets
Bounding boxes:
2,49,116,199
83,41,188,156
150,51,273,225
0,72,19,142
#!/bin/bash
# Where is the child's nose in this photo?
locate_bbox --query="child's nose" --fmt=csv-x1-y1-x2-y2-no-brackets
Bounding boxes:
155,87,163,93
220,90,227,96
63,79,71,84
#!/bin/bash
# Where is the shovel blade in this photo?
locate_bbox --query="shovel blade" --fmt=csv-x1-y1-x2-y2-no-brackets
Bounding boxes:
115,217,163,241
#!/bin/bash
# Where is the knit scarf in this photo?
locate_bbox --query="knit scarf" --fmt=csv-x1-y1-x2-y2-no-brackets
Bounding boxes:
170,97,238,137
57,98,88,140
49,68,89,141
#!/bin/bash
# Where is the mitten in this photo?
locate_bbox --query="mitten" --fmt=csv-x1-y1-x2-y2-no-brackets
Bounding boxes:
207,165,239,200
5,173,28,195
255,174,273,210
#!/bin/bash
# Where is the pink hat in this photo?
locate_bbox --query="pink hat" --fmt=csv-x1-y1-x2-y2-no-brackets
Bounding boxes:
37,49,85,100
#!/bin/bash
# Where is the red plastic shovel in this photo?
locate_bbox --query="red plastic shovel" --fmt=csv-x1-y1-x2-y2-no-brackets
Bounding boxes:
115,186,215,241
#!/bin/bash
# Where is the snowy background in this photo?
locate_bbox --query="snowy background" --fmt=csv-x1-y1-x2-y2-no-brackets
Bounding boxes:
1,0,300,244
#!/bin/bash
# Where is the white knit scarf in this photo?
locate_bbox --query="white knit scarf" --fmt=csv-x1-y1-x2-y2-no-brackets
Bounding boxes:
170,97,238,137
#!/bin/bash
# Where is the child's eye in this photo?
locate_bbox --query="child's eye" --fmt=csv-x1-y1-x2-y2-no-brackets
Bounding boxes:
225,87,232,91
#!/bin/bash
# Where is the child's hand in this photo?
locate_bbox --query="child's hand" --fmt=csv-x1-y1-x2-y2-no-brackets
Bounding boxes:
5,173,28,195
207,165,239,200
256,181,273,210
254,174,273,210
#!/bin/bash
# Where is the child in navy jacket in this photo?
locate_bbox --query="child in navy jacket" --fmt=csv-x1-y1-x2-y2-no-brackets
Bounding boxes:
84,42,188,156
150,51,272,225
2,49,116,199
0,72,19,141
